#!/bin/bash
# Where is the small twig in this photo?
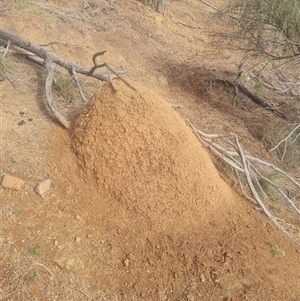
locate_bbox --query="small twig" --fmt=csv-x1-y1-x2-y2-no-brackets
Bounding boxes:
45,57,70,129
235,169,244,190
198,0,220,12
70,67,87,104
196,129,220,139
2,40,10,59
249,163,300,215
79,289,90,299
38,41,61,47
269,124,300,161
29,261,55,280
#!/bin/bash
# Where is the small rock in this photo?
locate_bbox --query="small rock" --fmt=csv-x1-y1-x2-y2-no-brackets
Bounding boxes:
65,258,75,270
75,214,81,220
18,120,25,126
187,294,195,301
54,257,75,270
35,179,51,195
54,259,65,270
87,234,92,239
123,258,130,267
200,274,206,282
2,174,25,190
54,240,59,246
75,237,81,243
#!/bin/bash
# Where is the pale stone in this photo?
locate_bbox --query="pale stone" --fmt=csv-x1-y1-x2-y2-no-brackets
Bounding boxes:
35,179,51,195
123,258,130,267
2,174,25,190
65,258,75,270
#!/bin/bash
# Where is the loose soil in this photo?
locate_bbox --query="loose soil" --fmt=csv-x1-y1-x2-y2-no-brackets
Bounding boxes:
1,0,299,300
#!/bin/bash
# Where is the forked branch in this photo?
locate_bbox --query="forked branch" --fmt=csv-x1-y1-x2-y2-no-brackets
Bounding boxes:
0,29,134,129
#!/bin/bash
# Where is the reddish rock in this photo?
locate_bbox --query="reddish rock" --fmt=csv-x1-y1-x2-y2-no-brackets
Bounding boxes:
2,174,25,190
35,179,51,195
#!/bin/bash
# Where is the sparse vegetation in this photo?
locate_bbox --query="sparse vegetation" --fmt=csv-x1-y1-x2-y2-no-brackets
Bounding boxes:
12,204,25,216
24,270,38,283
53,72,80,103
253,81,265,95
258,173,281,202
219,283,229,296
269,242,281,257
30,246,45,258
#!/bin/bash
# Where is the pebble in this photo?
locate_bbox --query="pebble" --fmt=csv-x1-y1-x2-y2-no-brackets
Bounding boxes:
123,258,130,267
54,257,75,270
54,240,59,246
200,274,206,282
75,214,81,220
54,259,65,269
87,234,92,239
75,237,81,243
65,258,75,270
186,294,195,301
18,120,25,126
35,179,51,195
1,174,25,190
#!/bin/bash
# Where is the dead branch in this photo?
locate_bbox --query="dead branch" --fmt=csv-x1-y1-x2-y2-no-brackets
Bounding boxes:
187,120,300,244
0,28,134,129
209,76,287,119
269,124,300,161
233,132,298,242
198,0,220,12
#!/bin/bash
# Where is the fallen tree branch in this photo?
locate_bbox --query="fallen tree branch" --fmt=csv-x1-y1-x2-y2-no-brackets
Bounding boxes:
232,133,296,241
187,120,300,244
214,77,287,119
0,28,134,128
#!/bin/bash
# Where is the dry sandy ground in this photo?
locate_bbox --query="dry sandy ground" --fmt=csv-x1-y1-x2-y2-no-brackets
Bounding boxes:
1,0,299,300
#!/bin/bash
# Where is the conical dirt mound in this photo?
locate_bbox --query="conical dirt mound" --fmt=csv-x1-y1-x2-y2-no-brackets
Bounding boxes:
71,81,234,233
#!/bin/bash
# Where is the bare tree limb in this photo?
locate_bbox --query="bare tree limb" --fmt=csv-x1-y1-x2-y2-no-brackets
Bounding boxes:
0,28,134,128
232,133,297,242
45,57,70,128
187,120,300,244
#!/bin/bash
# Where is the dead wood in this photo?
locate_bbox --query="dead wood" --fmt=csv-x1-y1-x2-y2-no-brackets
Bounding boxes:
214,77,287,119
187,119,300,244
0,29,134,129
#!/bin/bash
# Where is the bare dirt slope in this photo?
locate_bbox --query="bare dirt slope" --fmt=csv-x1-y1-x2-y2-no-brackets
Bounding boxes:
1,1,299,300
